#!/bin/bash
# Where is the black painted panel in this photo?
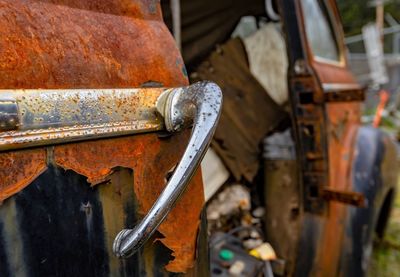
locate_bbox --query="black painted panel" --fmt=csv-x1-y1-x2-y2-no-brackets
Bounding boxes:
15,165,109,277
0,165,195,276
0,221,11,277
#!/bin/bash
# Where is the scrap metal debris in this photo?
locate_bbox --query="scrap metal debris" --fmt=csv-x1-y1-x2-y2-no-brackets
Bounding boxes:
207,182,279,276
207,184,252,232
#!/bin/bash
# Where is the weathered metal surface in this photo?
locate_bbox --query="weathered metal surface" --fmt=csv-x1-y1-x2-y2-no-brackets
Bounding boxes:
0,164,182,276
114,82,222,258
53,133,205,272
324,89,365,102
0,81,222,264
0,88,164,150
340,127,398,276
292,0,397,275
321,188,365,207
0,149,47,202
38,0,162,19
291,0,367,274
290,75,329,213
280,0,383,276
0,0,205,273
0,97,18,131
311,99,361,277
0,82,221,154
0,0,187,89
0,88,163,131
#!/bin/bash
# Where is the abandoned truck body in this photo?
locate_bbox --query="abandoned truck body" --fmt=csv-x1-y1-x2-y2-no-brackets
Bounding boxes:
0,0,397,277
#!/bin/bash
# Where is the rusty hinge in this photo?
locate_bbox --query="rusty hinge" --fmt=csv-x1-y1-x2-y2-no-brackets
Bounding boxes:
321,188,366,207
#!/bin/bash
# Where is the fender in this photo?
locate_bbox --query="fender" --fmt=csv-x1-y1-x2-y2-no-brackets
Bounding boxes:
341,126,398,276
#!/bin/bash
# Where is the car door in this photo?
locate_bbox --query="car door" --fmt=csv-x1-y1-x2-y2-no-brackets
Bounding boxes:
280,0,370,276
0,1,220,276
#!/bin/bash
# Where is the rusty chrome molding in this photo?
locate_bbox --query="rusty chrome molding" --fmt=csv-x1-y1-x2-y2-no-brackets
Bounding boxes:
0,87,168,151
113,81,222,258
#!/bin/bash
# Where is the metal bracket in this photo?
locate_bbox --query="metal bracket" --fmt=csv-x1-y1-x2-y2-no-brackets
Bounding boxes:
321,188,366,207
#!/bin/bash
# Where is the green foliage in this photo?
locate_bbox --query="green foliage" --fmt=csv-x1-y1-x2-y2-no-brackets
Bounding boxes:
369,178,400,276
337,0,400,36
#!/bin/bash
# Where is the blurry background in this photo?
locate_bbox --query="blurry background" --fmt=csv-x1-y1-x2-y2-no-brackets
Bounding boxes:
337,1,400,275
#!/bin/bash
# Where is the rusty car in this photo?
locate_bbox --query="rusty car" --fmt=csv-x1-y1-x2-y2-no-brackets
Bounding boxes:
0,0,397,276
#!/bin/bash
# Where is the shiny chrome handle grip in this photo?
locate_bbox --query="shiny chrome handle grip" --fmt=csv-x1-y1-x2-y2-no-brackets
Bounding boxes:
112,81,222,258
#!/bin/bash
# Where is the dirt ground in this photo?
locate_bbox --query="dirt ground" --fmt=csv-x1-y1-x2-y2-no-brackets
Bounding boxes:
370,179,400,276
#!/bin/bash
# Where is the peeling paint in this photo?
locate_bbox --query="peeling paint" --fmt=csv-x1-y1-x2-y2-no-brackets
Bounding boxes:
53,132,204,272
0,149,47,202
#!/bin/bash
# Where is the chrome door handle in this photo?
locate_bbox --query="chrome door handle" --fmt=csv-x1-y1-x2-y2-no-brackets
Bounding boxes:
113,81,222,258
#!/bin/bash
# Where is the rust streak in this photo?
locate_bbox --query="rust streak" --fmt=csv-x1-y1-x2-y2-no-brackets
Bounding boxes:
314,102,361,276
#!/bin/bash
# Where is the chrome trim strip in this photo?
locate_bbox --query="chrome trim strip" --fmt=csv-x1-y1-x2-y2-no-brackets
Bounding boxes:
0,87,166,151
322,83,361,92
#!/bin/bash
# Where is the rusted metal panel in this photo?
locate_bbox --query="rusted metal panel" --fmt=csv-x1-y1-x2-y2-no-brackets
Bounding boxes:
0,0,203,273
290,75,330,213
53,132,204,272
0,163,180,276
324,89,365,102
0,0,187,89
312,61,358,85
0,149,46,202
281,0,370,275
311,102,361,276
291,0,366,273
0,88,165,151
326,102,361,194
38,0,162,19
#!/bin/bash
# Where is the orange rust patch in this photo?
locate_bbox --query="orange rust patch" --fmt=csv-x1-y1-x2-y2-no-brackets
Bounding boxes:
54,132,204,272
38,0,162,20
314,102,361,276
0,0,186,90
0,149,47,202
